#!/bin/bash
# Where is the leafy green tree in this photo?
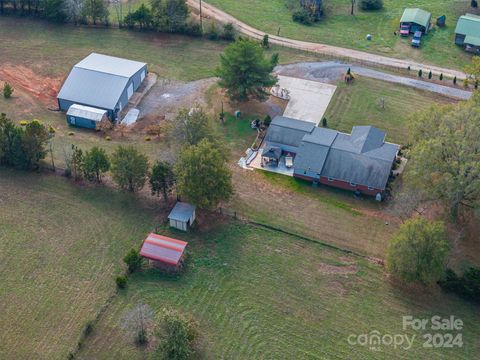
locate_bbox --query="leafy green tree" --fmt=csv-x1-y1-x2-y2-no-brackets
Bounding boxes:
18,120,50,170
157,309,198,360
43,0,67,22
124,248,143,273
216,38,278,102
465,56,480,83
222,22,236,41
70,144,84,180
170,108,217,146
3,82,14,98
123,3,152,28
82,0,108,24
111,146,149,192
407,96,480,218
151,0,189,33
175,139,233,210
359,0,383,10
150,160,175,201
387,218,450,284
83,146,110,182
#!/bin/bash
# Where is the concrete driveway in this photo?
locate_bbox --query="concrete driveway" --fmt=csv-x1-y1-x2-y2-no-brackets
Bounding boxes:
277,75,336,125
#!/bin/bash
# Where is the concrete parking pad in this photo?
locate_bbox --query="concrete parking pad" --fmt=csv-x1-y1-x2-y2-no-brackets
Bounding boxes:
278,75,336,125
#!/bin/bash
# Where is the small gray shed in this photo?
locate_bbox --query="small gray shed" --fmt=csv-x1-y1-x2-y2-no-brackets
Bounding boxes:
168,202,196,231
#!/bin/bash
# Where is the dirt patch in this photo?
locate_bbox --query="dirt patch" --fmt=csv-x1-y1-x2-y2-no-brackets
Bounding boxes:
0,64,62,107
318,262,358,275
327,280,347,295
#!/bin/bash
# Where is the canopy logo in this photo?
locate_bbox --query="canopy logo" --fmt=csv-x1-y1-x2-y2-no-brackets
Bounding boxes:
348,315,464,351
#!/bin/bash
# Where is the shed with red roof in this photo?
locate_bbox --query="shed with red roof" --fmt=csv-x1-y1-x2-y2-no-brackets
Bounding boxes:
140,233,188,269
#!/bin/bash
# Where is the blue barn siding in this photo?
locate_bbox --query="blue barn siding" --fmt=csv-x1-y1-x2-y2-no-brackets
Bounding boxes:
66,115,98,129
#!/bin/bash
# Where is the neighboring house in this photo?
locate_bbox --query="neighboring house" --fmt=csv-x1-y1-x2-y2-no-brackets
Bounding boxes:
263,116,315,154
66,104,108,129
455,13,480,54
57,53,148,121
400,8,432,34
168,202,196,232
140,233,188,270
261,121,400,197
294,126,399,197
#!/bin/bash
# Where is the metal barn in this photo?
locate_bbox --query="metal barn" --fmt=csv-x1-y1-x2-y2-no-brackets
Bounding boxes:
66,104,108,129
168,202,196,232
140,233,188,270
57,53,147,121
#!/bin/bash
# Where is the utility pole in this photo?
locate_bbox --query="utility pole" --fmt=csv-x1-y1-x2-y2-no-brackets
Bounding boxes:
199,0,203,31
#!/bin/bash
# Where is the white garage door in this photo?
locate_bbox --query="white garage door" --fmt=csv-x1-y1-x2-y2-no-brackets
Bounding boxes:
140,70,146,82
127,83,134,99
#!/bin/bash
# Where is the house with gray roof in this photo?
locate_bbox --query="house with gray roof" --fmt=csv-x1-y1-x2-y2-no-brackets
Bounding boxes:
263,116,316,154
262,119,399,196
455,13,480,53
294,126,399,196
57,53,148,122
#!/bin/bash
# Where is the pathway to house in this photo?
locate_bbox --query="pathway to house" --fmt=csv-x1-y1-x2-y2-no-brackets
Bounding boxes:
276,61,472,100
187,0,467,80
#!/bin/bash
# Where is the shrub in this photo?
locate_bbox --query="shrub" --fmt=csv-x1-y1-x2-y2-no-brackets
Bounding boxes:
105,136,111,141
321,117,328,127
292,9,313,25
135,328,147,345
68,131,75,136
83,320,95,337
124,249,143,273
261,34,269,48
360,0,383,10
463,78,469,88
116,275,128,289
3,82,14,98
418,69,423,77
185,22,203,37
263,115,272,127
144,136,151,142
157,309,198,360
439,267,480,302
439,73,443,81
222,23,236,41
428,71,432,79
205,22,219,40
453,76,457,85
19,120,28,126
48,126,56,134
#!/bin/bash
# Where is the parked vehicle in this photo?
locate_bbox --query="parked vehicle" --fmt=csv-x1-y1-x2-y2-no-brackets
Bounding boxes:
411,31,422,47
400,24,410,36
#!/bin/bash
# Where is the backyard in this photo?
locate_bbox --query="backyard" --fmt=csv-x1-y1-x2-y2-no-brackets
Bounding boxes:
205,0,479,69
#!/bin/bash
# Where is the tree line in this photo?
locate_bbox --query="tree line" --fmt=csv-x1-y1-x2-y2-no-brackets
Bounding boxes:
0,109,233,211
0,0,191,30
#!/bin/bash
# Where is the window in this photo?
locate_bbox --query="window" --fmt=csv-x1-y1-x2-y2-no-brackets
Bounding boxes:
350,182,356,187
368,187,374,191
327,177,334,182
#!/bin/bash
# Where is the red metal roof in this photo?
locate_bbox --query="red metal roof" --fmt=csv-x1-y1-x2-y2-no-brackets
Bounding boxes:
140,233,188,266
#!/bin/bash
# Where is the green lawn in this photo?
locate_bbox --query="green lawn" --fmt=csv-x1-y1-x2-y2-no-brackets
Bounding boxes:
0,16,321,80
324,76,455,144
0,170,160,359
206,0,478,70
77,222,480,359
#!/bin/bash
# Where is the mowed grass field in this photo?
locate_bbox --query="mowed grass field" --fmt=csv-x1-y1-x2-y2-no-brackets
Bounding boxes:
206,0,477,69
77,223,480,359
324,76,455,144
0,170,159,359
